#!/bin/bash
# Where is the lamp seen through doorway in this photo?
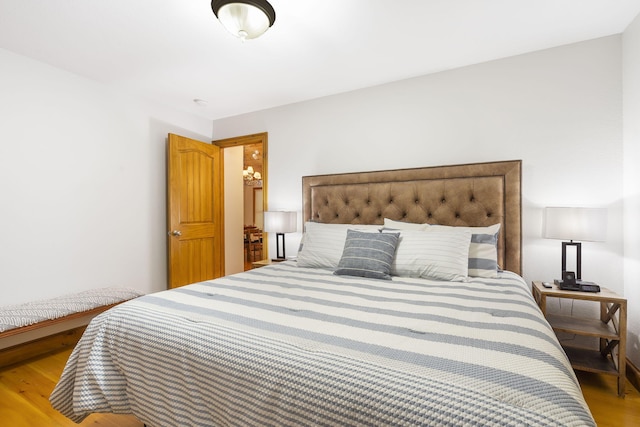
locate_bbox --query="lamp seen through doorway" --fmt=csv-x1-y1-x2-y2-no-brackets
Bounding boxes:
264,211,296,261
543,207,607,288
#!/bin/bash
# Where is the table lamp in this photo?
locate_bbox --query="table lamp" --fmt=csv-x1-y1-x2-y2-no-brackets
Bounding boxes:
263,211,297,260
543,207,607,283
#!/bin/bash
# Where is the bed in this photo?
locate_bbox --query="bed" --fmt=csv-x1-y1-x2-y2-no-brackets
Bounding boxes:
50,160,596,426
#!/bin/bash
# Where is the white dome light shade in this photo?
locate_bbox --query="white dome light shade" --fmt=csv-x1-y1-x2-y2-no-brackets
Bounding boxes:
211,1,276,41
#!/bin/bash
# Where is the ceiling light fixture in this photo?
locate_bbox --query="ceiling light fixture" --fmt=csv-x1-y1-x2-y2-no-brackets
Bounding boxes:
211,0,276,42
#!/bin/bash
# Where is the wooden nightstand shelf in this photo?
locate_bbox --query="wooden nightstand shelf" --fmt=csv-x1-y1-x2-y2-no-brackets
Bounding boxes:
251,259,286,269
532,281,627,396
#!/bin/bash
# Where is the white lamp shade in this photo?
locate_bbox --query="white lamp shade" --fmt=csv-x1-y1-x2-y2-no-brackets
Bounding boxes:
544,207,607,242
216,3,272,40
263,211,296,233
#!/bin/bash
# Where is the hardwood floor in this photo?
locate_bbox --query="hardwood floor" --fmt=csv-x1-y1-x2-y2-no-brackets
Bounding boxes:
0,349,143,427
2,349,639,426
576,370,640,427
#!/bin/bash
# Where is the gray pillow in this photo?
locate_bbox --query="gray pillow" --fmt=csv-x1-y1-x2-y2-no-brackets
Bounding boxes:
334,230,400,280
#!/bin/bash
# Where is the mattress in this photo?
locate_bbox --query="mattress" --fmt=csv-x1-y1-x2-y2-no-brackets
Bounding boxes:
50,262,595,426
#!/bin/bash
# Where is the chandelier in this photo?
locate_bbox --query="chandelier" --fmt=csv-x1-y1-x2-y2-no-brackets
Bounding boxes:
243,166,262,186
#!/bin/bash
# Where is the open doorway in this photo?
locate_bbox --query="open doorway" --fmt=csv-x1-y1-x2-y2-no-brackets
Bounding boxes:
242,142,264,228
213,133,268,273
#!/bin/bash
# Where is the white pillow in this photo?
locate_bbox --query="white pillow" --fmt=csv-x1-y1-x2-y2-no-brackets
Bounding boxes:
428,223,501,278
391,228,472,282
383,218,429,231
297,222,381,269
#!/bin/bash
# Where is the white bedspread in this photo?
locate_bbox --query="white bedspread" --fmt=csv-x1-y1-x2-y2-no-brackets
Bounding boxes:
50,262,595,426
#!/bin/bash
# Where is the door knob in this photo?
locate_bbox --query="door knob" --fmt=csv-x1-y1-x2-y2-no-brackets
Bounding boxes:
169,230,182,236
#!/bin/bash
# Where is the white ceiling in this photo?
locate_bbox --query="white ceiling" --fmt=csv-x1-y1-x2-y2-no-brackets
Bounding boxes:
1,1,639,120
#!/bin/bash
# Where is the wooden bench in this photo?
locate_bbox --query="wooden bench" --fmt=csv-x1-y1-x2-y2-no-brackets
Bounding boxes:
0,287,143,368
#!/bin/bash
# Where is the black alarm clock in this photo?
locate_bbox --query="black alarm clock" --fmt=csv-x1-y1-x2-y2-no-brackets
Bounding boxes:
562,271,576,286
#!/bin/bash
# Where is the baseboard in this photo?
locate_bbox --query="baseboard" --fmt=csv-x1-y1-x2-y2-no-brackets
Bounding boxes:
627,357,640,392
0,326,86,369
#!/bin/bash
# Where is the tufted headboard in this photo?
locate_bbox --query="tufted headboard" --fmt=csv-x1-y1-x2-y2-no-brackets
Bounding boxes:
302,160,522,275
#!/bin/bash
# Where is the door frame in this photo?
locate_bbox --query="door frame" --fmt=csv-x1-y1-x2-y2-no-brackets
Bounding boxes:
213,132,269,260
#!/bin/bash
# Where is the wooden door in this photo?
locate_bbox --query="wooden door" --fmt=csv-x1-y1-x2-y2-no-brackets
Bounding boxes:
167,134,224,288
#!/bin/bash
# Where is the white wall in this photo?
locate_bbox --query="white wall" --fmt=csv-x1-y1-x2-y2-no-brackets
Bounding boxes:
213,36,623,286
213,36,629,339
0,48,212,305
623,14,640,367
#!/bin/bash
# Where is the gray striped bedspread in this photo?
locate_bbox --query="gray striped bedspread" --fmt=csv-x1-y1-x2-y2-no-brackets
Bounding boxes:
50,262,595,426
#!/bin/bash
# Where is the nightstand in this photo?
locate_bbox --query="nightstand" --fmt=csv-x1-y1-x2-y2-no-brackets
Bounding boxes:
531,281,627,396
251,259,286,269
